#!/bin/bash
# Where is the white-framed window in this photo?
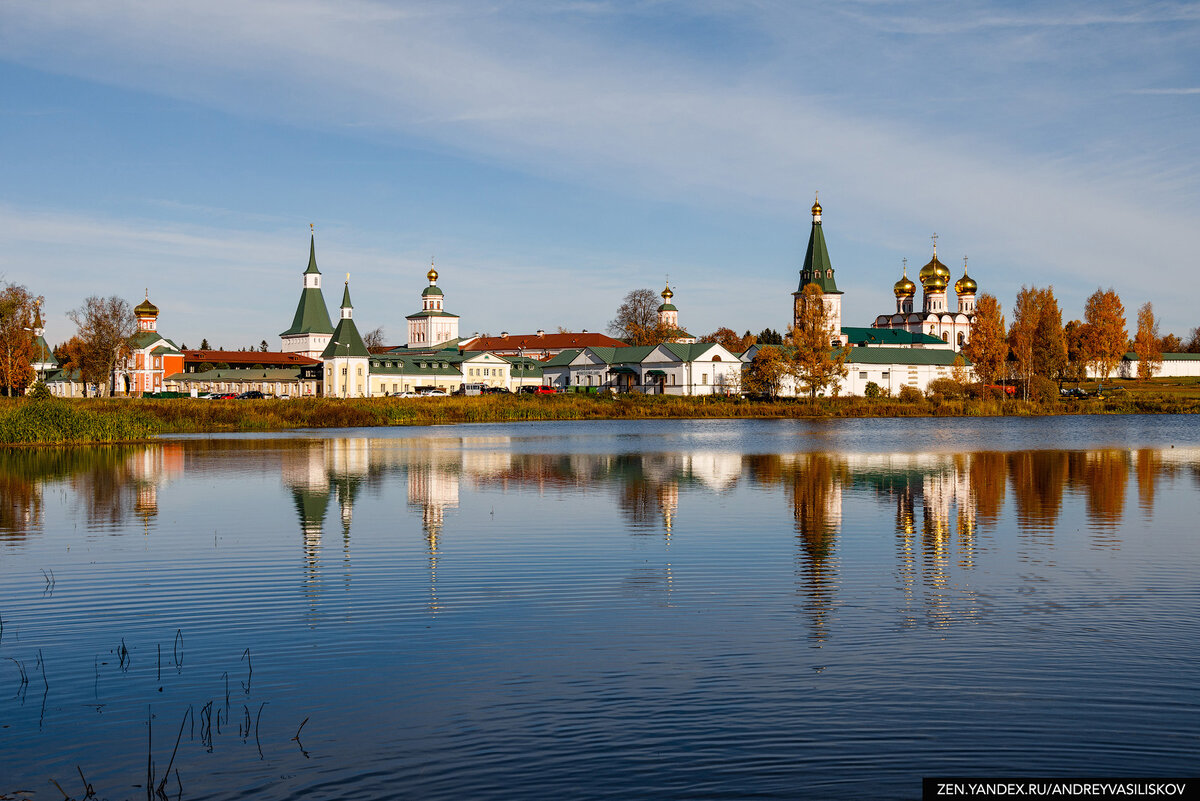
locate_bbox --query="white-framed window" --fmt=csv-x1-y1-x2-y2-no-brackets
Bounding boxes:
859,372,868,379
702,373,708,385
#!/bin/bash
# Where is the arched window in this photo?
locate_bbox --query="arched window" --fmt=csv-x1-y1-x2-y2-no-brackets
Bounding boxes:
941,333,948,342
713,355,721,362
957,332,965,346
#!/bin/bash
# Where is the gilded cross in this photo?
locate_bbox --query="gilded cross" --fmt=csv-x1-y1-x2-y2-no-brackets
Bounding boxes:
931,232,938,253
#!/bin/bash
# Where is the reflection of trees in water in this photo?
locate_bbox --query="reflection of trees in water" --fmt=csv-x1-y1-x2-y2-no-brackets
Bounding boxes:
1135,448,1163,514
1067,450,1127,545
0,446,158,540
783,454,846,646
1008,450,1065,544
969,451,1007,525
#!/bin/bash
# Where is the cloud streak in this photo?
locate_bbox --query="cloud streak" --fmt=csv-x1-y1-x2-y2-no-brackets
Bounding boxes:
2,0,1199,332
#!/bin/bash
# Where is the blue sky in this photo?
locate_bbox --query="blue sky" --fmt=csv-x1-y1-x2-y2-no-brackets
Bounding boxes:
2,0,1198,348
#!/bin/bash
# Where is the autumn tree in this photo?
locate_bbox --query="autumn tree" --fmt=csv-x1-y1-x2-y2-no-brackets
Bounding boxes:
789,283,847,398
608,288,670,346
1008,286,1039,398
701,327,753,353
0,283,40,396
743,345,790,399
1063,320,1088,384
1159,333,1182,353
1032,288,1067,384
1132,302,1162,380
963,293,1007,387
1082,288,1127,382
1185,327,1200,354
68,295,138,397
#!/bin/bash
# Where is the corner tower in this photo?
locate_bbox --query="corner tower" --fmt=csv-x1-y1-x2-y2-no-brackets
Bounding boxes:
321,278,370,397
792,194,844,343
281,228,335,359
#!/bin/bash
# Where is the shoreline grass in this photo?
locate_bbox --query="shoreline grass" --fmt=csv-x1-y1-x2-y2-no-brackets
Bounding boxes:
3,386,1200,445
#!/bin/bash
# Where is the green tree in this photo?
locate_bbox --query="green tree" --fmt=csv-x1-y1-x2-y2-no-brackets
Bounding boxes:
199,338,211,350
743,345,790,399
1083,288,1127,382
963,293,1007,386
756,328,784,346
789,283,847,398
1133,302,1162,380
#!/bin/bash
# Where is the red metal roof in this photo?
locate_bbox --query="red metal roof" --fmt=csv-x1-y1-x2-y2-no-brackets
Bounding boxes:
461,332,626,352
182,350,320,366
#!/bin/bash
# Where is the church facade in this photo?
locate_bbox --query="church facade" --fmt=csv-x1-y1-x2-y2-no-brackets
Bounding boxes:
872,237,979,351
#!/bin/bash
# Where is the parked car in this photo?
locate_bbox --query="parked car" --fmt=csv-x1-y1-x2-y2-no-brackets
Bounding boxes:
482,386,511,394
416,387,448,397
533,386,558,395
516,385,540,395
236,390,266,399
1060,387,1088,398
453,383,486,396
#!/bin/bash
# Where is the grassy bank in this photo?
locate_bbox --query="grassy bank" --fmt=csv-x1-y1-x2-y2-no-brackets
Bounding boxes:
3,388,1200,444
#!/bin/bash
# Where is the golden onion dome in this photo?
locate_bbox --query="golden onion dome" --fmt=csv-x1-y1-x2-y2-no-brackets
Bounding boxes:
134,297,159,317
955,272,977,294
661,284,674,300
427,266,438,283
894,274,916,297
924,273,948,291
918,254,951,285
811,194,822,217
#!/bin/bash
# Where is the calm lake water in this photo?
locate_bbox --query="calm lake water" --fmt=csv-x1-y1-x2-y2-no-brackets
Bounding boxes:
2,416,1199,799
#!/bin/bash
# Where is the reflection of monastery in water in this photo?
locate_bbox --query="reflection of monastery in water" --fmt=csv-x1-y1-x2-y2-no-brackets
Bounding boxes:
8,440,1200,638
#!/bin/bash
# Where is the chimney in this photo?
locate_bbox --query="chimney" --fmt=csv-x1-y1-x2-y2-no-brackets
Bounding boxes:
501,331,509,338
582,328,588,333
536,329,545,337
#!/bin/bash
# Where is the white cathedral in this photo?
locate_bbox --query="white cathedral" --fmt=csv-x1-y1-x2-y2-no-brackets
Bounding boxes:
873,234,979,350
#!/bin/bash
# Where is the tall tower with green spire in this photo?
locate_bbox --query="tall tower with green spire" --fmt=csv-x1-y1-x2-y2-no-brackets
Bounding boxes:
281,227,335,358
321,277,370,397
792,194,844,342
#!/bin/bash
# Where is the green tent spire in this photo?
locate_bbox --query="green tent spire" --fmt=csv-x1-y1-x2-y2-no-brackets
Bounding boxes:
795,193,841,295
305,233,320,275
341,280,353,310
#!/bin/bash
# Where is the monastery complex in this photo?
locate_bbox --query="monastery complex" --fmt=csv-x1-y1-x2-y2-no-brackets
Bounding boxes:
34,196,1197,399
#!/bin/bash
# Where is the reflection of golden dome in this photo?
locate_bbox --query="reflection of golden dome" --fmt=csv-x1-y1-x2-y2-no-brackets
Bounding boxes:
918,254,951,285
894,274,916,297
661,284,674,300
925,273,948,291
955,272,977,294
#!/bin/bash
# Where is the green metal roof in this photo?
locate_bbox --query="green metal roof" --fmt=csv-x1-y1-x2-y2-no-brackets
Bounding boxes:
796,218,841,295
405,309,460,319
321,316,370,359
150,345,183,356
661,342,720,361
540,349,583,367
1123,352,1200,361
841,327,946,346
421,285,444,297
30,335,58,366
657,303,678,312
846,347,970,366
281,287,334,336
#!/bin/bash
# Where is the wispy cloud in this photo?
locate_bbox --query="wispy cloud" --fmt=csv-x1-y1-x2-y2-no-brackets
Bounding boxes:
1131,87,1200,95
2,0,1199,332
